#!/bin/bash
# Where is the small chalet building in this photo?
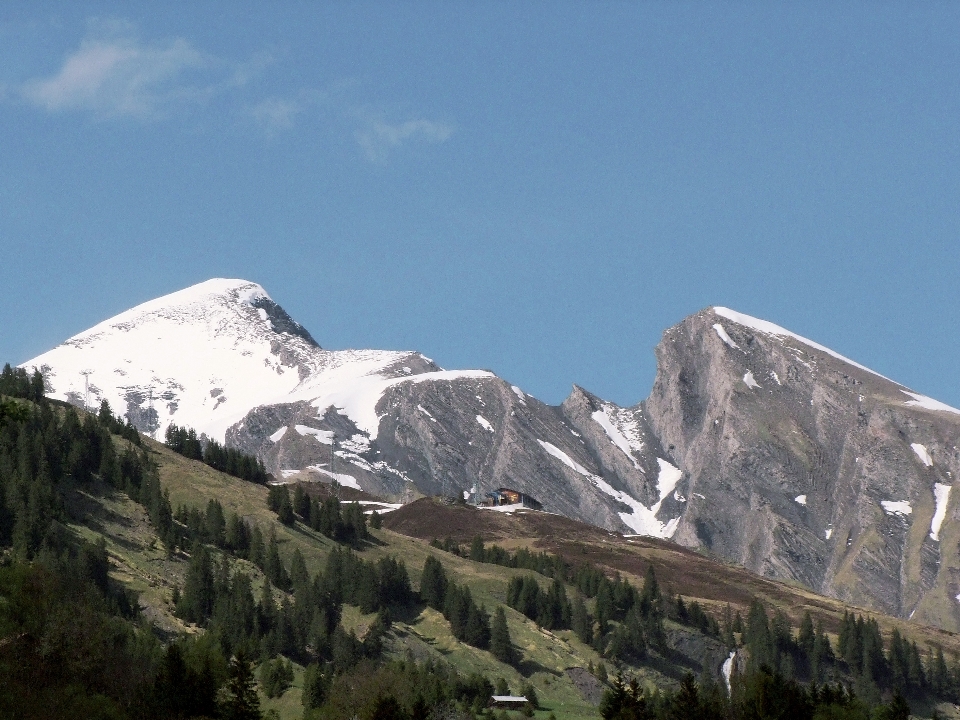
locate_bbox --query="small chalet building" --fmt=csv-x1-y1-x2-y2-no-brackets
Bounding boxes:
484,487,542,510
489,695,529,709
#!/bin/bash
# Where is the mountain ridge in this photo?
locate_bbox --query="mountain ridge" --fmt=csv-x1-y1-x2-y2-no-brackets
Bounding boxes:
23,278,960,632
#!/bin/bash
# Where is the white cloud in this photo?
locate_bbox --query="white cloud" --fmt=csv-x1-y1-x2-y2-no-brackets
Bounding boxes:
250,97,300,131
18,21,455,152
20,27,219,119
356,118,454,161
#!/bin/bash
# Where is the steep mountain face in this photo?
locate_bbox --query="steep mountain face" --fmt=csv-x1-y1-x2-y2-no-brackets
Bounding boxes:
643,308,960,628
25,280,960,630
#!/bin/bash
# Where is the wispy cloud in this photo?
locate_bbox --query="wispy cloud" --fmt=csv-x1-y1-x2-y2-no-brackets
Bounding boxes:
19,23,242,120
17,20,456,159
356,117,454,162
250,97,301,132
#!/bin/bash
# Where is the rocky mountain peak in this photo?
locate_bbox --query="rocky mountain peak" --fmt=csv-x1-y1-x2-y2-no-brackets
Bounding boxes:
23,278,418,441
644,306,960,627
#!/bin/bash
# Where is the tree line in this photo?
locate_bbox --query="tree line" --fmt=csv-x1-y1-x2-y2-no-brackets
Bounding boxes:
164,422,268,484
267,483,369,545
439,534,960,712
434,536,716,665
600,668,913,720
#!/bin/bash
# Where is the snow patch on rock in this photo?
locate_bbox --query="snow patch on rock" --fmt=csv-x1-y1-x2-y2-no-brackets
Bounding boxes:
902,391,960,415
743,371,761,389
931,483,951,541
339,434,370,454
881,500,912,516
592,407,641,469
479,503,528,514
538,440,592,476
304,465,361,489
294,425,334,444
795,495,807,506
476,415,494,433
537,440,679,538
713,324,739,349
911,443,934,467
713,307,891,381
307,369,495,441
656,458,682,502
417,404,437,422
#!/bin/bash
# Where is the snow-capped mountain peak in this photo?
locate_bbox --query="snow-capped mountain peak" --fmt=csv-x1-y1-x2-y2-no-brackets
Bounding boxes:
24,278,430,441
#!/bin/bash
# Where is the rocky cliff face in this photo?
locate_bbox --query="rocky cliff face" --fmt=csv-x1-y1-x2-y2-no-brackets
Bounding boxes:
643,308,960,628
229,369,663,533
26,280,960,630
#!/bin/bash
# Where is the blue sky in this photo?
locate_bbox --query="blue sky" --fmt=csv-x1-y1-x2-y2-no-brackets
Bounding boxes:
2,3,960,408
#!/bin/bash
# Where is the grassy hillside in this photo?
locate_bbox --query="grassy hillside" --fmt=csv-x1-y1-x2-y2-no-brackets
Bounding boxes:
383,499,960,656
52,430,960,719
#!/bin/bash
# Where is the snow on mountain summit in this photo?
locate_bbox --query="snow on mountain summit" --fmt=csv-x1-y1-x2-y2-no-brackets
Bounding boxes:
23,278,440,441
711,306,960,414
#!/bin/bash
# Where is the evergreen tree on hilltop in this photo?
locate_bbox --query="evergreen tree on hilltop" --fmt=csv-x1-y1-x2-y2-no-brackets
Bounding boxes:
491,606,517,665
420,556,448,610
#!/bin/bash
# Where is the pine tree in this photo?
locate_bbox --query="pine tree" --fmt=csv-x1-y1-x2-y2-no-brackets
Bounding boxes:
302,662,327,710
798,611,815,658
670,673,700,720
250,525,266,569
289,547,309,591
178,544,215,624
266,529,290,590
521,681,539,709
466,601,491,649
205,499,226,545
596,662,608,685
222,650,261,720
355,561,381,614
571,594,592,644
277,492,295,526
420,556,448,610
225,512,250,558
811,620,834,682
293,485,310,519
491,606,516,665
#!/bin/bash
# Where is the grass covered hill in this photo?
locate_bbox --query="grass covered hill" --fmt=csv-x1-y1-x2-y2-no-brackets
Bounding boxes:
383,499,960,654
